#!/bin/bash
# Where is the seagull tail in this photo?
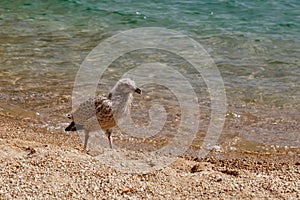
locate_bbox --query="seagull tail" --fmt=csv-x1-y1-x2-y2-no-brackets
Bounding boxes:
65,121,84,131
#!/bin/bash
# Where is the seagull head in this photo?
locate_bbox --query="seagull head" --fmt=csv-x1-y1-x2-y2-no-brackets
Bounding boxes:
109,78,142,99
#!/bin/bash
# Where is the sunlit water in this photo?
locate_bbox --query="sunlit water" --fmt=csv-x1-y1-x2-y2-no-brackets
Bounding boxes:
0,0,299,153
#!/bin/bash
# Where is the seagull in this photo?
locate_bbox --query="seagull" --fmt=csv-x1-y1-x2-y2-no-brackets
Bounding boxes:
65,78,142,149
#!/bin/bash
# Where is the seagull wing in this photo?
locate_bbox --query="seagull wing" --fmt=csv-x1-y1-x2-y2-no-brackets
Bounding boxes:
72,95,108,125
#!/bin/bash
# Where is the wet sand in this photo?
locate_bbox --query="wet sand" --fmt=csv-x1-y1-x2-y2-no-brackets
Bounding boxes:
0,112,299,199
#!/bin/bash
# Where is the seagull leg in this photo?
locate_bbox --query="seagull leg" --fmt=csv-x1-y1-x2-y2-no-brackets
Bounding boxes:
83,130,89,149
105,129,113,149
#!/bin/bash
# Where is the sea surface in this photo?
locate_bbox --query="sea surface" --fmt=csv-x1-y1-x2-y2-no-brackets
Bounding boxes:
0,0,299,152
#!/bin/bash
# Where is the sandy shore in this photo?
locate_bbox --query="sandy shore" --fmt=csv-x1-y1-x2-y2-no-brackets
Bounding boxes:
0,115,299,199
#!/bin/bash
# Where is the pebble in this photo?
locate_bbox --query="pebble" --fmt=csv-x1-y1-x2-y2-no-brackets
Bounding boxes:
0,129,299,199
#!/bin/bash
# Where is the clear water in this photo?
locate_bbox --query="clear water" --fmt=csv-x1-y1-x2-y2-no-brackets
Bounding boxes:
0,0,299,149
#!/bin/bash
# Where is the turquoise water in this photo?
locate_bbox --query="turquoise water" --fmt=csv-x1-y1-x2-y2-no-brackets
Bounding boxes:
0,0,299,147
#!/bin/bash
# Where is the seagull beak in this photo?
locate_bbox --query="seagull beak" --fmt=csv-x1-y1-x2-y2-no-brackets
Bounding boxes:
135,87,142,94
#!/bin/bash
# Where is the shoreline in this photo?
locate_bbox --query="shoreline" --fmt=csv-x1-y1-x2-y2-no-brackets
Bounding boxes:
0,114,299,199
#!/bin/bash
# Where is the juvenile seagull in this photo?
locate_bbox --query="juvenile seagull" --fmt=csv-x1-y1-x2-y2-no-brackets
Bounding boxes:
65,78,142,149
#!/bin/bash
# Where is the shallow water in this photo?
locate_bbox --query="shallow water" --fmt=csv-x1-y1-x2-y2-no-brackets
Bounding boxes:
0,0,299,152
